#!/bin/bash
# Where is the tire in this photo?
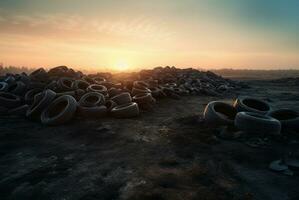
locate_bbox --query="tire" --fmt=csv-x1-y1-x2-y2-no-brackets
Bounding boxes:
8,81,27,95
48,66,68,77
30,68,48,81
203,101,237,127
0,92,21,108
233,97,271,114
78,105,107,118
105,100,117,112
93,77,106,84
26,89,56,118
268,109,299,133
108,88,122,98
45,80,58,91
78,92,105,107
111,102,139,118
72,80,89,90
235,112,281,135
41,95,77,125
110,92,132,105
25,88,43,104
149,87,161,98
131,87,151,96
0,82,8,92
133,81,149,90
57,77,73,91
27,81,47,90
8,104,29,116
87,84,108,95
4,76,16,85
133,93,155,105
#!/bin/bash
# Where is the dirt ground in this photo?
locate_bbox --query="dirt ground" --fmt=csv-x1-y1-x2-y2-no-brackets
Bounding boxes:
0,80,298,200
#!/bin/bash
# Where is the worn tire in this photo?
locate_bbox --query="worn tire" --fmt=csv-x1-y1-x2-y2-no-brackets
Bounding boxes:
133,81,149,90
233,97,271,114
8,104,29,116
72,80,89,90
41,95,77,125
204,101,237,127
57,77,73,91
235,112,281,135
25,88,43,104
133,93,155,105
8,81,27,95
87,84,108,95
131,87,151,96
111,102,139,118
268,109,299,133
30,68,48,81
0,82,8,92
78,105,107,118
105,100,117,112
26,89,56,118
78,92,105,107
0,92,21,108
108,88,122,98
110,92,132,105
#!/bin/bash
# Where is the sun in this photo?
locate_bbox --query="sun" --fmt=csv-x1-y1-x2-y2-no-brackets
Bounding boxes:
114,60,129,71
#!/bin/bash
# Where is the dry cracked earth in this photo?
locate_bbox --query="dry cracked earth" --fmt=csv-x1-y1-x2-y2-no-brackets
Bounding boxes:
0,79,299,200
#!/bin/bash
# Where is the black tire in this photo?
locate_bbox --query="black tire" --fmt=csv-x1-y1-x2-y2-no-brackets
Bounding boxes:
25,88,43,104
108,88,122,98
93,77,106,84
30,68,48,81
78,105,107,118
26,89,56,118
111,102,139,118
48,66,68,77
233,97,271,114
235,112,281,135
41,95,77,125
110,92,132,105
87,84,108,95
105,100,117,112
4,76,16,85
72,80,89,90
78,92,105,107
131,87,151,96
8,104,29,116
0,82,8,92
133,93,155,105
0,92,21,108
8,81,27,95
203,101,237,127
57,77,73,91
133,81,149,90
149,87,162,98
268,109,299,133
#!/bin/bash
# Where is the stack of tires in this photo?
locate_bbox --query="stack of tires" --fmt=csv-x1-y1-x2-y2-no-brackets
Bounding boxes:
204,96,299,135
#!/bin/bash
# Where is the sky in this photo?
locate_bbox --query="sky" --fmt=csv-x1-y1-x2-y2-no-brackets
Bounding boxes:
0,0,298,71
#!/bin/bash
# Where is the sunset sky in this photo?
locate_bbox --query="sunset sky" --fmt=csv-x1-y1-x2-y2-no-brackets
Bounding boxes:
0,0,299,71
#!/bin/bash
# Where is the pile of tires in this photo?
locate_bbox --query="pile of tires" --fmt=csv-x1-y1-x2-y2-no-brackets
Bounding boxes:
0,66,240,126
204,96,299,135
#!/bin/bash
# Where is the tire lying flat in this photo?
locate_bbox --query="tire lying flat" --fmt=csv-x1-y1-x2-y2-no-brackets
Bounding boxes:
235,112,281,135
111,102,139,118
234,96,271,114
268,109,299,133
